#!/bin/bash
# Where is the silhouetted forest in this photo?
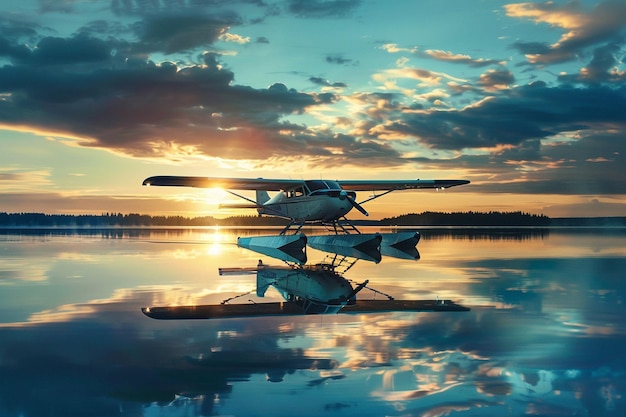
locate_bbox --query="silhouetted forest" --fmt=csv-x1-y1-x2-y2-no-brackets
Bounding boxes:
0,212,285,227
1,211,625,227
379,211,551,226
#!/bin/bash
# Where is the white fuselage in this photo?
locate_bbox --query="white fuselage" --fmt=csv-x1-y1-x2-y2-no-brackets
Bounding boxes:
257,264,354,306
257,179,356,223
259,193,353,222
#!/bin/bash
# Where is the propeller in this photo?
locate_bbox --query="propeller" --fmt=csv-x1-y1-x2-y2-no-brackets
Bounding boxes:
347,195,369,216
346,279,370,302
335,189,368,216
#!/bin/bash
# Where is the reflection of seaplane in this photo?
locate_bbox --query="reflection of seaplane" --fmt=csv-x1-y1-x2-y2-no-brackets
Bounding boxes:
141,258,470,320
142,175,470,258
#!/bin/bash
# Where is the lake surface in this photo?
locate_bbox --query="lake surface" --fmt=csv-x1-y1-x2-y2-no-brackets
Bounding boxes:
1,227,625,416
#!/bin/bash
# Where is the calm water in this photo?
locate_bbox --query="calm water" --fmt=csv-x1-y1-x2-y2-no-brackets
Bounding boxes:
1,227,625,416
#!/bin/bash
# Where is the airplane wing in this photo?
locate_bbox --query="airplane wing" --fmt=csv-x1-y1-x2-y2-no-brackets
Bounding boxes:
142,176,470,191
141,299,469,320
142,176,304,190
337,179,469,191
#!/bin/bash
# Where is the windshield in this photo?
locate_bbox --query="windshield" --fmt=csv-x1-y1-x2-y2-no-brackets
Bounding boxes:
305,180,342,192
323,180,341,190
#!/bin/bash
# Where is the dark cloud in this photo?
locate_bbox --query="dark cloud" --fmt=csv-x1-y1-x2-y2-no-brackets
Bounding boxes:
381,83,626,150
507,0,626,65
0,17,41,42
287,0,361,18
559,40,626,84
326,54,356,66
2,0,625,182
309,76,347,88
362,80,626,195
477,69,515,90
433,127,626,196
0,33,356,162
110,0,247,16
38,0,75,13
0,19,419,169
131,12,240,54
22,33,112,66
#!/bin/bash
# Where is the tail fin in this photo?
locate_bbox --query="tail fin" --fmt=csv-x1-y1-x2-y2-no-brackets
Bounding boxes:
256,190,270,204
256,266,271,297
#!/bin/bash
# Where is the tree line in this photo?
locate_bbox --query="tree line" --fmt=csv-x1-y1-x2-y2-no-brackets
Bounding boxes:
0,211,554,227
379,211,551,226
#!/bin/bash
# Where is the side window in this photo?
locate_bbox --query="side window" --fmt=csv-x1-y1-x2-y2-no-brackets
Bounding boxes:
286,186,305,198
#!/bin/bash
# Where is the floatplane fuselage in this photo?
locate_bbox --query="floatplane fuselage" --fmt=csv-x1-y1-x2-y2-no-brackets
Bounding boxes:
254,180,361,225
142,176,470,236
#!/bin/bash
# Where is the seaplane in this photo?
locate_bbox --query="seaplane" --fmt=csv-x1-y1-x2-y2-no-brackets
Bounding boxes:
142,257,470,320
142,175,470,259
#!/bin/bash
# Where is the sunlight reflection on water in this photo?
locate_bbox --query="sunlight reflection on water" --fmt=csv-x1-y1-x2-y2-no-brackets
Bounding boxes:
0,227,624,416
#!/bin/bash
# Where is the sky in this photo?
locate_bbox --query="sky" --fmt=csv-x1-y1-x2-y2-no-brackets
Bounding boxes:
1,0,626,219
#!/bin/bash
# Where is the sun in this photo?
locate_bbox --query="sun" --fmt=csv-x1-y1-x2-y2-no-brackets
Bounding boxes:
203,187,230,206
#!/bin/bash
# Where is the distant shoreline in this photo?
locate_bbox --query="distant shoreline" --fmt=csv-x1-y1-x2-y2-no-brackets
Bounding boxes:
1,211,625,228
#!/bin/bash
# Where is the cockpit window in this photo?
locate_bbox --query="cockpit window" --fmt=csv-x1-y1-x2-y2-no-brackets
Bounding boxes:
305,180,342,192
323,180,341,190
305,180,328,192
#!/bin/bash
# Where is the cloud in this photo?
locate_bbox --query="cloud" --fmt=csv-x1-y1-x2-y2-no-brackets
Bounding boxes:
424,49,504,68
373,67,466,88
0,29,357,164
0,14,423,171
326,54,356,66
380,82,626,150
382,44,505,68
0,169,53,191
506,0,626,65
16,33,112,66
477,69,515,91
131,12,240,54
219,32,250,44
2,0,625,190
309,76,348,88
559,41,626,84
287,0,362,18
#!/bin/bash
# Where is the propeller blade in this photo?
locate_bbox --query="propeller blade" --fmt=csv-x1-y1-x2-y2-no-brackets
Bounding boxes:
348,196,369,216
346,279,369,300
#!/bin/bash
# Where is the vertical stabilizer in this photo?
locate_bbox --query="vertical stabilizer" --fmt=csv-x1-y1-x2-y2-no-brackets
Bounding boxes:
256,272,271,297
256,190,271,204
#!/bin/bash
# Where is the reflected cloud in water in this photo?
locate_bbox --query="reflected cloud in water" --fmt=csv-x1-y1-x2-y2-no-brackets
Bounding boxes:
0,228,624,416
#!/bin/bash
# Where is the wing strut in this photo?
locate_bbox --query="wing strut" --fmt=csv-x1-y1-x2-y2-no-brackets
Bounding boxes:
357,189,395,205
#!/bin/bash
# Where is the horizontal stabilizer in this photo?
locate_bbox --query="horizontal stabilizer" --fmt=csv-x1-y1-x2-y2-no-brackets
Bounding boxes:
219,203,261,209
218,267,259,276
